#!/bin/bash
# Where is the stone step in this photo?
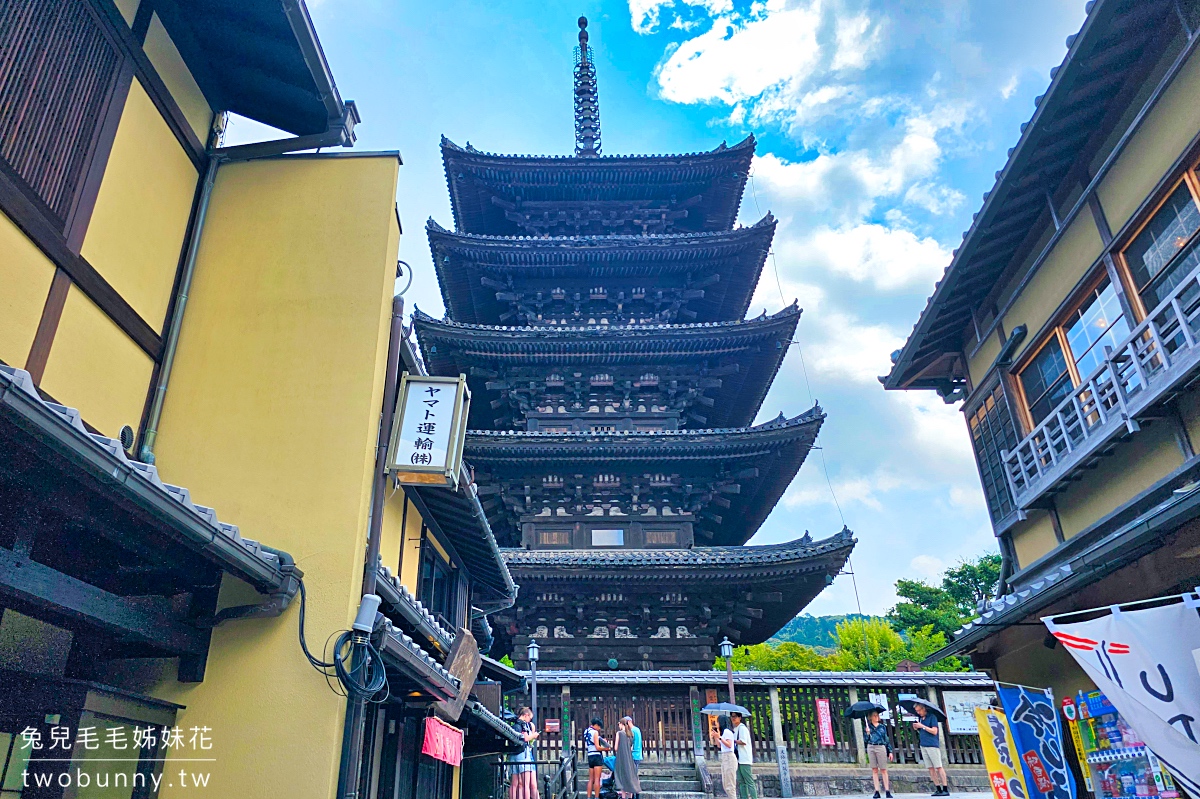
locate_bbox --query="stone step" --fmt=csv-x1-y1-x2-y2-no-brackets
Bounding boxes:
638,792,707,799
639,778,703,791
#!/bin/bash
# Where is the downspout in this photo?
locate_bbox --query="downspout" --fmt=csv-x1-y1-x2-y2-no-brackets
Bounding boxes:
138,104,359,464
337,293,405,799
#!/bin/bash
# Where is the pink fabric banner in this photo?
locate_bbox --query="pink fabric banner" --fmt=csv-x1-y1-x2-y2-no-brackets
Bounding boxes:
422,716,464,767
816,698,835,746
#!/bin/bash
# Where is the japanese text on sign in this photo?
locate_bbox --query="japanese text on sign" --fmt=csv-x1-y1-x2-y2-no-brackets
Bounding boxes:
395,381,455,469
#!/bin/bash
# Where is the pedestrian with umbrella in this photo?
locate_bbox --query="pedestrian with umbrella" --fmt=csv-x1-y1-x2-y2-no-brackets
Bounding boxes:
899,697,950,796
701,703,755,799
845,702,893,798
709,714,737,798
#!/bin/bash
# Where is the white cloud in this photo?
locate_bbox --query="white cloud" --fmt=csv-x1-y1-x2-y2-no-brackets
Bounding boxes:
908,554,947,581
832,12,879,71
904,182,966,216
803,311,905,384
655,0,823,106
807,224,950,290
1000,74,1019,99
630,0,734,35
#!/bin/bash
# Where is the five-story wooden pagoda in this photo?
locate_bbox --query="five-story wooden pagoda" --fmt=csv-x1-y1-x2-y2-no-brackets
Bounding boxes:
417,17,854,670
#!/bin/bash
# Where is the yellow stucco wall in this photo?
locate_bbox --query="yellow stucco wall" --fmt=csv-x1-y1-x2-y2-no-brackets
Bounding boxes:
113,0,139,25
379,490,407,578
40,287,154,437
143,15,213,143
1011,511,1060,570
81,79,198,329
1004,214,1105,366
1055,422,1184,538
0,212,56,369
967,329,1002,388
145,154,400,799
400,497,424,593
1098,48,1200,232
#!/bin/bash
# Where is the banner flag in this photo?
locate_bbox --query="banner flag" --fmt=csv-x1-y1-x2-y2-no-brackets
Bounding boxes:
975,707,1030,799
1044,594,1200,794
816,698,835,746
996,685,1075,799
422,716,464,767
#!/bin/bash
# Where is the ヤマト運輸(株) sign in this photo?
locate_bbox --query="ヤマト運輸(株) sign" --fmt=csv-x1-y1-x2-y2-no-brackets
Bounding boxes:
385,373,470,488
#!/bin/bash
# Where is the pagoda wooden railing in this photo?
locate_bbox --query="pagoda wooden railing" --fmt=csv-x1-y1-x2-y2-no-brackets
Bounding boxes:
1002,259,1200,509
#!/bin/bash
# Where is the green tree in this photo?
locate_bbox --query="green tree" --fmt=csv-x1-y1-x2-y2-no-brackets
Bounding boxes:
829,617,910,670
725,641,835,671
887,580,962,638
941,554,1002,615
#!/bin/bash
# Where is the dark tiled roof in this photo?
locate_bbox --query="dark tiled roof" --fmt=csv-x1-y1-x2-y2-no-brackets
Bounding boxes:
886,0,1180,390
0,366,293,593
465,409,823,547
375,565,456,653
425,215,776,326
502,528,853,570
414,306,799,430
441,135,756,236
526,670,995,687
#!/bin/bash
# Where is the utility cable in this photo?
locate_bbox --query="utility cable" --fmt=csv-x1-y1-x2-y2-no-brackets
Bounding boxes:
750,171,865,665
297,578,390,702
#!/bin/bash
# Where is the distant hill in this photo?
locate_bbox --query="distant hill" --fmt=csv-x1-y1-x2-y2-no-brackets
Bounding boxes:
768,613,879,649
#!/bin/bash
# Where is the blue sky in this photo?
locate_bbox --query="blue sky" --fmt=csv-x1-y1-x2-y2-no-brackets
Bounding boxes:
234,0,1089,614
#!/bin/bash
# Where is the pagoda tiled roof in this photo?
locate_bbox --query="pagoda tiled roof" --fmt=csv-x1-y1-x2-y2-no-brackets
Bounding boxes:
503,528,854,643
464,408,823,546
440,135,756,236
502,527,852,570
414,305,799,429
426,215,776,325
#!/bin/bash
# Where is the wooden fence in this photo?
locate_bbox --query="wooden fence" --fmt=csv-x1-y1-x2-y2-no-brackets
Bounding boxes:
513,680,985,769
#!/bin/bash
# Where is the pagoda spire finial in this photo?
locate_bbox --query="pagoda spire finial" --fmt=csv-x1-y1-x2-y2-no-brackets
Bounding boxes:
573,16,601,157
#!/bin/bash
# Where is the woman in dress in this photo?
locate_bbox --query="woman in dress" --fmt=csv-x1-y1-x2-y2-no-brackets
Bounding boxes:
709,714,738,797
612,717,642,799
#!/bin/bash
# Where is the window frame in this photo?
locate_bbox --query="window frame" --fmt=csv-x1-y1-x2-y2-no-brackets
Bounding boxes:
1115,165,1200,319
1012,270,1121,431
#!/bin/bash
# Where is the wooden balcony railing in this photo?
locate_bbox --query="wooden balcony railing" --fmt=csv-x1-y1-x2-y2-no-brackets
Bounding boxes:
1003,260,1200,508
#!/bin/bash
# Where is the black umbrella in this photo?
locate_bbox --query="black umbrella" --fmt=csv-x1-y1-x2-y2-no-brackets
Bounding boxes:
844,701,887,719
899,697,947,722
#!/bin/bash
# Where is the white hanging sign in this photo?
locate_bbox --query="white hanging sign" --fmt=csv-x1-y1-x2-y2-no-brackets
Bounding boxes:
386,373,470,488
1044,592,1200,795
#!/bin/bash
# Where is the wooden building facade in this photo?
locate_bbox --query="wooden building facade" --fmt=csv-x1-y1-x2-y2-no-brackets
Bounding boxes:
418,18,854,672
885,0,1200,725
0,1,522,797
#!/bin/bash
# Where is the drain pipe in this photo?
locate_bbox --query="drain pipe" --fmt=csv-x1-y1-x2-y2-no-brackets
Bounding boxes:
336,293,406,799
139,153,220,463
138,103,359,464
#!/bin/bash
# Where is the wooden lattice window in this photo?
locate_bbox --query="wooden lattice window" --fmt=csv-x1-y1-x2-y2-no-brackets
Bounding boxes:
645,528,677,545
966,381,1019,523
0,0,123,226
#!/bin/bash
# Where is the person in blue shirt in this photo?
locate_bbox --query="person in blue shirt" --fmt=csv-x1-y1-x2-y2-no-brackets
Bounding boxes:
622,715,643,799
912,703,949,796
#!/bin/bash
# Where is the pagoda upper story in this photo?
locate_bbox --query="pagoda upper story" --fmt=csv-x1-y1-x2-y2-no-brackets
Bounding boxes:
440,135,756,237
427,214,775,326
418,17,851,669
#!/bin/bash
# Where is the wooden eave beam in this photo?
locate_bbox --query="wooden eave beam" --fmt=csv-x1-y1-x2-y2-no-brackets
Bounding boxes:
0,547,208,655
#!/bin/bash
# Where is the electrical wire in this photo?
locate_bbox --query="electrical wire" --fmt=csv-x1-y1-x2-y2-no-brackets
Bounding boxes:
751,171,867,665
297,578,390,702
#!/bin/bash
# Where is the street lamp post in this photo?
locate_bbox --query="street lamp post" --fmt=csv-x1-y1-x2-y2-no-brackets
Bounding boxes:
528,639,540,722
719,637,735,705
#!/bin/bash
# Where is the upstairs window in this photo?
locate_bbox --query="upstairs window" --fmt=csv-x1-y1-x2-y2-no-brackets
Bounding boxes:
967,381,1019,523
0,0,124,227
418,542,456,627
1017,277,1130,426
1123,179,1200,311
